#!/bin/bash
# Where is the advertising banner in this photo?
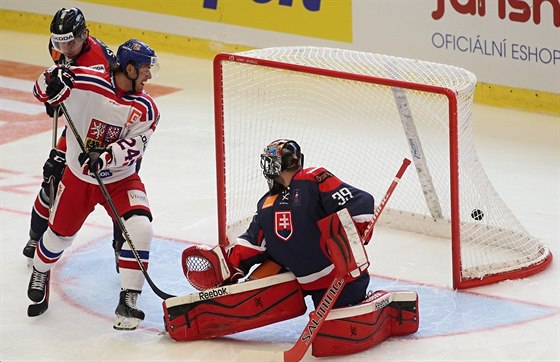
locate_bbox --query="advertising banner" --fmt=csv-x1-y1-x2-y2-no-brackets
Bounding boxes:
82,0,352,42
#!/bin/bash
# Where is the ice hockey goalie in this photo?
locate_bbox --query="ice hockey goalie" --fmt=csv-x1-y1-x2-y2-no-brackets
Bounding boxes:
163,208,419,355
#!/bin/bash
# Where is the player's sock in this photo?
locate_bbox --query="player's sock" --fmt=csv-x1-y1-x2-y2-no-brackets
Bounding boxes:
112,239,122,274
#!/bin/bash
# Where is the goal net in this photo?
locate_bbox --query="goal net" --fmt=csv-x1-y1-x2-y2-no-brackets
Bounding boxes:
213,46,552,289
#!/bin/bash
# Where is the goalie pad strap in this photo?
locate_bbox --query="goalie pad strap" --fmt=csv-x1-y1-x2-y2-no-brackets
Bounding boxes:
213,244,232,281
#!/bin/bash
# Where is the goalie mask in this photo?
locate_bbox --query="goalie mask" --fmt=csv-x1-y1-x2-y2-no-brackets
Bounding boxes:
50,8,87,56
260,139,303,186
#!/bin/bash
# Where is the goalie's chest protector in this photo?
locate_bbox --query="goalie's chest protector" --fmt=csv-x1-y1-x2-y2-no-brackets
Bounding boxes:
257,168,342,280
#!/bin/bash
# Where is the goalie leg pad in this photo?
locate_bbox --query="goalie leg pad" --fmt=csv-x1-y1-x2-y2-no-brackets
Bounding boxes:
312,290,419,358
162,272,306,341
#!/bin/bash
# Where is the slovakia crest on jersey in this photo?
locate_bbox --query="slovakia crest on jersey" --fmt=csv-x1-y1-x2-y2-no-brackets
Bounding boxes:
275,211,293,241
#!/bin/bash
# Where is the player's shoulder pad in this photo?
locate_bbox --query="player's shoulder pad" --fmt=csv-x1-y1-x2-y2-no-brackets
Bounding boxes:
87,35,99,47
125,91,160,124
89,35,109,49
257,192,269,205
71,65,106,75
295,167,335,183
72,66,112,85
131,90,158,109
89,35,117,64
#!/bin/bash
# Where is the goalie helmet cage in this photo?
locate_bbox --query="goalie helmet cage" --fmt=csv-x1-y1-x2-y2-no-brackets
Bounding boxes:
213,46,552,289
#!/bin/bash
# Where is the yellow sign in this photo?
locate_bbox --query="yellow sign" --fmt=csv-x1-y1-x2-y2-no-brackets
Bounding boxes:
81,0,352,42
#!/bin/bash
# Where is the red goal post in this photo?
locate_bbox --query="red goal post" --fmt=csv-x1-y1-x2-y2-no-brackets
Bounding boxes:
212,47,552,289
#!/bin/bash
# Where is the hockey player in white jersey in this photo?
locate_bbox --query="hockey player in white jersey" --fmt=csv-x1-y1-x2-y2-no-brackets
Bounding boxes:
27,39,160,330
22,8,120,268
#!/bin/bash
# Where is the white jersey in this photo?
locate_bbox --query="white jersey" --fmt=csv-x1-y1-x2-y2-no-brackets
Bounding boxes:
34,66,160,184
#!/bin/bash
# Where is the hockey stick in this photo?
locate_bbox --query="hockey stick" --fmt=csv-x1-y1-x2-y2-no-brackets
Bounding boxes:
48,108,59,211
28,110,59,315
388,66,442,219
238,158,412,362
59,103,175,300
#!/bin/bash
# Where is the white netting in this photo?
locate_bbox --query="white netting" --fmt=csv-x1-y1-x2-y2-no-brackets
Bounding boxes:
214,46,551,287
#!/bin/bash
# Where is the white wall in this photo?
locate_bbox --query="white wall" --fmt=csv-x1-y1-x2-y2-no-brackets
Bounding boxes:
2,0,558,93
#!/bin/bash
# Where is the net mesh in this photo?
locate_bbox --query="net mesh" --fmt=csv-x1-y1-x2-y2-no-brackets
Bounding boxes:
215,46,551,287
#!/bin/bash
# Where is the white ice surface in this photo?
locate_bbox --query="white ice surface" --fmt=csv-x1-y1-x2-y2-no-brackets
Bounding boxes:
1,30,558,361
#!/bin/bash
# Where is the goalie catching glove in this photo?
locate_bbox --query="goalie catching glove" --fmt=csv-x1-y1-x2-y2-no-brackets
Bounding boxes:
181,245,244,290
78,147,114,176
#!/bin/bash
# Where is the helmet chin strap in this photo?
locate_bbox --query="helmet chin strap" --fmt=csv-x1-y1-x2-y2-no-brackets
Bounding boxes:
125,66,139,92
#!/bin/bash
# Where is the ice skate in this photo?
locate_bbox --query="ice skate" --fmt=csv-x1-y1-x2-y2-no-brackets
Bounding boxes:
22,238,39,266
114,289,144,331
27,267,48,303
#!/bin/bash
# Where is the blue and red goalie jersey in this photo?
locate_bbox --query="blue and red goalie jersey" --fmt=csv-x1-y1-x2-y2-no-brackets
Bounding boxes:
228,166,375,291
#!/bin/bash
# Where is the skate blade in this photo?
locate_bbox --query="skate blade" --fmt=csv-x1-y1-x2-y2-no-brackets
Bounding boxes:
113,315,140,331
26,257,33,268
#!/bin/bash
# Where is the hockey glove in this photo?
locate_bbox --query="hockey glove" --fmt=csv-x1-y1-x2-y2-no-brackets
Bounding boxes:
45,67,75,106
79,147,113,175
41,148,66,194
44,102,59,118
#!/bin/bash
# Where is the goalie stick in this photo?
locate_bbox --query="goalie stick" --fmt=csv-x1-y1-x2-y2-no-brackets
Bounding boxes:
238,158,412,362
59,103,175,301
27,108,60,270
362,157,411,243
